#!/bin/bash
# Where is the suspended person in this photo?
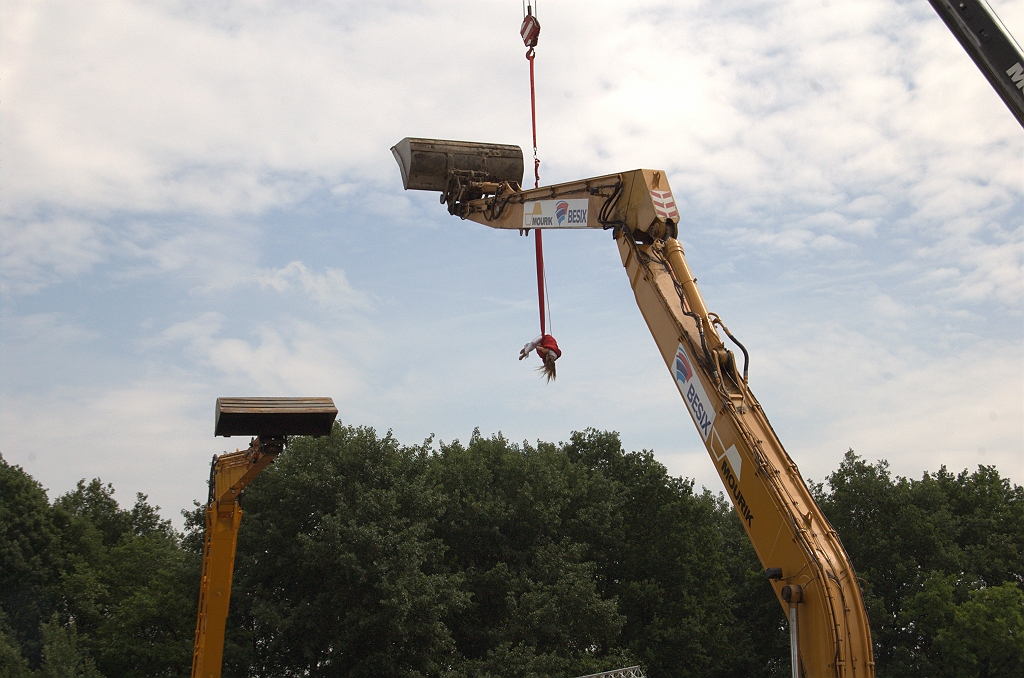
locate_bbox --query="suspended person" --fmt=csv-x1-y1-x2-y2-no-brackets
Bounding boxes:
519,334,560,381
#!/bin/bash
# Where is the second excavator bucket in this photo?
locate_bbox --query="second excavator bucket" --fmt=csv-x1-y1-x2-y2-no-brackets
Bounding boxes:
214,397,338,437
391,137,524,192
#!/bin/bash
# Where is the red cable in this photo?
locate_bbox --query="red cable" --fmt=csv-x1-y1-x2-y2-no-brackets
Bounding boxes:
521,6,560,379
527,44,546,336
535,228,546,336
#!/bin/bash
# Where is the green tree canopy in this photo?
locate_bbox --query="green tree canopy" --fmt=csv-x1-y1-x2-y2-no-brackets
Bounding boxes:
0,455,197,678
220,426,783,678
2,437,1021,678
0,456,61,666
817,450,1024,678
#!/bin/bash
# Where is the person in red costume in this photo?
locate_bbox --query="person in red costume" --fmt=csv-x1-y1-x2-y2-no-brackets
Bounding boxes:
519,334,561,382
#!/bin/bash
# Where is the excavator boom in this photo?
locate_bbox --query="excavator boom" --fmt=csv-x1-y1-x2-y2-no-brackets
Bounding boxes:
394,139,875,677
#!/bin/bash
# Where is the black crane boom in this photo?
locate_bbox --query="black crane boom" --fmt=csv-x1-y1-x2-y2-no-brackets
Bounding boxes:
927,0,1024,128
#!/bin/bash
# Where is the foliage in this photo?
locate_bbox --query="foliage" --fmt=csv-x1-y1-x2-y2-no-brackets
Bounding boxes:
218,426,782,677
818,450,1024,678
0,613,31,678
38,614,101,678
0,457,61,665
225,425,466,677
1,438,1021,678
0,455,198,677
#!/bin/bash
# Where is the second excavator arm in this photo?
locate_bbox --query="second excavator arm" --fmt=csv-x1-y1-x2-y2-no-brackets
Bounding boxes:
191,397,338,678
393,139,875,678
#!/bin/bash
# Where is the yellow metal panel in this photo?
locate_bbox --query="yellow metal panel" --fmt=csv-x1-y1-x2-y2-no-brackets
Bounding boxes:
462,172,628,231
191,504,242,678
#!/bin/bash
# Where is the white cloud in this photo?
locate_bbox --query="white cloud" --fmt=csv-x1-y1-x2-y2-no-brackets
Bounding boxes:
0,377,217,524
913,226,1024,305
252,261,370,308
158,311,370,395
6,0,1016,222
3,312,101,344
1,0,1020,526
2,0,532,216
742,318,1023,484
182,260,373,311
1,217,109,293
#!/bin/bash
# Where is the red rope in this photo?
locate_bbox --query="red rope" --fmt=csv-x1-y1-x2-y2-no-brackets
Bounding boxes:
527,45,546,336
535,228,546,336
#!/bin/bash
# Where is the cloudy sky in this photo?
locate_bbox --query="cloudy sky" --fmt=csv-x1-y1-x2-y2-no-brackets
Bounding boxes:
3,0,1021,525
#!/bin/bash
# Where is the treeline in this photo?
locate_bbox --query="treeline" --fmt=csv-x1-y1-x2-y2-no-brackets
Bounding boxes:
1,425,1021,677
0,470,197,676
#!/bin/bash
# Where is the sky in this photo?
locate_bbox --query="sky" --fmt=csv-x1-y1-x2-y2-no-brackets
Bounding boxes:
2,0,1022,527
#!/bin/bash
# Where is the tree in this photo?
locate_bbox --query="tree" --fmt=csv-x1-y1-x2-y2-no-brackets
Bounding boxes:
935,583,1024,677
561,429,780,678
38,615,101,678
88,531,197,677
51,481,197,678
819,450,1024,678
0,611,31,678
429,430,633,677
0,467,199,677
219,425,790,677
4,435,1019,678
223,425,467,677
0,455,61,666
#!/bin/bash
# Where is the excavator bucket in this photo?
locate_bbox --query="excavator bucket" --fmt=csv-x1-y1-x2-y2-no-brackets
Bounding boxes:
391,137,524,191
214,397,338,437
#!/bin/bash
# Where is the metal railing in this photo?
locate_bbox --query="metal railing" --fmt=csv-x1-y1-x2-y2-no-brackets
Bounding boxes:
573,667,645,678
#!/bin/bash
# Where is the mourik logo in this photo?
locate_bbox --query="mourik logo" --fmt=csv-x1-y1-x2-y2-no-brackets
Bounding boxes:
707,428,751,525
524,201,554,228
1008,62,1024,89
721,448,753,526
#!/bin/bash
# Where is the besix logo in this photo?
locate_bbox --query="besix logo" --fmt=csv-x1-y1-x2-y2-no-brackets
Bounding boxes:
555,201,568,225
675,348,693,383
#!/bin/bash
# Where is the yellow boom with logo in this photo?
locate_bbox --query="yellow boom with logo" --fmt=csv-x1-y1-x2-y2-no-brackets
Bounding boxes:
393,138,875,678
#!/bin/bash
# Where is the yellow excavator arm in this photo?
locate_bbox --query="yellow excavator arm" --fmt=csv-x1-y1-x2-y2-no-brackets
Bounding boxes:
191,397,338,678
191,435,283,678
393,139,875,678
